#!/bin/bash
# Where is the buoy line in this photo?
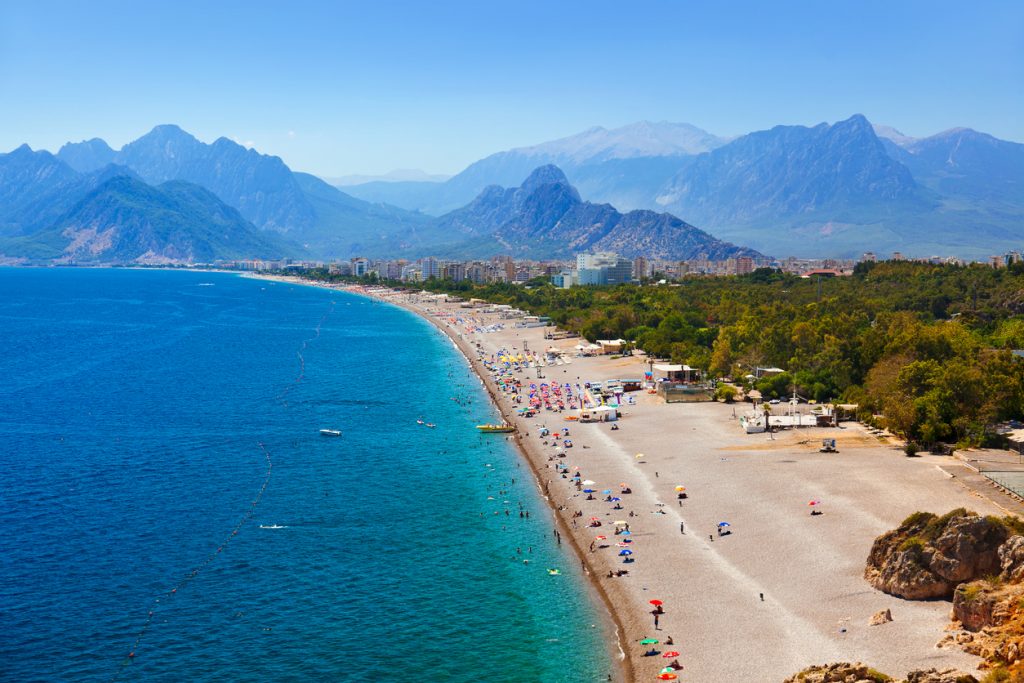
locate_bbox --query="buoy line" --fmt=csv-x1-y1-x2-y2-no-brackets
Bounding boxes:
112,301,333,679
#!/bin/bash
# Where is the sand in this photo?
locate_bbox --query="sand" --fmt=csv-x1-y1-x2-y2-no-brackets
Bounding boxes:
256,276,1016,682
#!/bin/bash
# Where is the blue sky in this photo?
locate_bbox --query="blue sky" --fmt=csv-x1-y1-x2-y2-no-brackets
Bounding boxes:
1,1,1021,176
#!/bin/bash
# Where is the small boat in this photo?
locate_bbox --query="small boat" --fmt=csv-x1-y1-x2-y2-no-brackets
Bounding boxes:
476,423,515,433
416,419,425,425
426,423,436,428
319,429,342,437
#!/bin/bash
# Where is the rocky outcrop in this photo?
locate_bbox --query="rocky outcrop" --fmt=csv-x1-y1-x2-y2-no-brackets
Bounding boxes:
865,510,1010,599
1001,536,1024,583
783,662,891,682
783,662,977,683
902,670,978,683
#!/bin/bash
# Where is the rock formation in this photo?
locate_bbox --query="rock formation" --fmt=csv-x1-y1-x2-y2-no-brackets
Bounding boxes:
865,509,1011,599
783,662,977,683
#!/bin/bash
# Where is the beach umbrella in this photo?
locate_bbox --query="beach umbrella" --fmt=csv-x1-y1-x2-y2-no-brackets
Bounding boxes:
621,530,631,535
616,542,630,547
582,479,595,485
614,520,627,525
610,497,621,502
590,516,600,521
602,489,612,494
649,599,663,606
808,499,821,506
718,521,731,528
662,651,680,658
674,485,686,492
635,453,644,459
618,549,633,556
639,638,658,645
657,674,677,681
660,667,675,674
583,488,596,493
595,535,607,540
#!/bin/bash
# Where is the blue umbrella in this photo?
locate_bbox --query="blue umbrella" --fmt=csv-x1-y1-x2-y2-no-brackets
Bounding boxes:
618,549,633,556
718,522,731,528
602,489,612,494
583,488,596,493
621,530,632,535
610,497,621,502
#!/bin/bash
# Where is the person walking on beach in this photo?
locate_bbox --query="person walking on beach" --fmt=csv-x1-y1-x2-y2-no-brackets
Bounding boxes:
680,521,684,534
654,613,660,629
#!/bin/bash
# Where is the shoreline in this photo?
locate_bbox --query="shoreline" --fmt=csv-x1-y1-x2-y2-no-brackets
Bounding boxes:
250,273,633,681
250,274,1019,681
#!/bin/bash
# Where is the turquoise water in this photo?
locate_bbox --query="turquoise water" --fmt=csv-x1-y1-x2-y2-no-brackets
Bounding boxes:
0,268,612,682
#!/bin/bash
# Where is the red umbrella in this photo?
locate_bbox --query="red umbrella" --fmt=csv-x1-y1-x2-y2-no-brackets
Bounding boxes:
657,675,677,681
649,599,663,606
662,651,680,657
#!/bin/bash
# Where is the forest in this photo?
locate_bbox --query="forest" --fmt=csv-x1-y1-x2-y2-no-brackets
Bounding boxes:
307,261,1024,449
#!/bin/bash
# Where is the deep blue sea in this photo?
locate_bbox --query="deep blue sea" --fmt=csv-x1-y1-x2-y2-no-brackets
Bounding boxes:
0,268,611,682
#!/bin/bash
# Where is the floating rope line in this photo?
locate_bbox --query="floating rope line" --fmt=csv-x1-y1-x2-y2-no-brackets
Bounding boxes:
113,302,333,679
112,443,272,681
278,302,334,407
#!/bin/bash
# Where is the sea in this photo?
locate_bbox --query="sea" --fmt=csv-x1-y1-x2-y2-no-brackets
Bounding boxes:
0,268,613,682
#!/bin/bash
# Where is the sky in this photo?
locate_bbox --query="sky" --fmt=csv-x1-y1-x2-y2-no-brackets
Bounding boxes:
0,1,1021,177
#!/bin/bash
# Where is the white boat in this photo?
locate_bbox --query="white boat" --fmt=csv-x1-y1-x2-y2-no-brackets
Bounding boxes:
319,429,342,437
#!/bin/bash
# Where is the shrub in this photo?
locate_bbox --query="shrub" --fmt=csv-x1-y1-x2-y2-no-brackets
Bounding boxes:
904,442,919,457
901,511,937,528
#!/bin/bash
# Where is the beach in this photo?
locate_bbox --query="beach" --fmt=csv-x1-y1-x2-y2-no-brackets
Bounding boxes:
257,275,1017,682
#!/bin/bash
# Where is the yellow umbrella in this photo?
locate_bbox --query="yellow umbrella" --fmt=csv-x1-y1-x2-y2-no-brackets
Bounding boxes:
614,520,627,526
674,486,686,492
635,453,645,459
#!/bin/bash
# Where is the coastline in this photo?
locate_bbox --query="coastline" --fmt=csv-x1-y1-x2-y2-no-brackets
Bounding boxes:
248,273,632,680
250,274,1021,682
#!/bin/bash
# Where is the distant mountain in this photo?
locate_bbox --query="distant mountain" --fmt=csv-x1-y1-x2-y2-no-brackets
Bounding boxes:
57,138,117,172
344,121,726,214
883,127,1024,204
330,169,451,186
115,125,316,232
435,165,759,260
4,175,289,263
652,115,1024,256
0,145,141,240
55,176,287,263
346,115,1024,258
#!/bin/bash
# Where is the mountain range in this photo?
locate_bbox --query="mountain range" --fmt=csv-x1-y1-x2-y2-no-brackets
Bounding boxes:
344,116,1024,258
433,165,759,261
0,125,757,264
1,114,1020,264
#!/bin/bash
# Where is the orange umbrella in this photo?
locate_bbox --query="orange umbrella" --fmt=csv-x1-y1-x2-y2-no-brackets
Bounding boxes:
657,674,677,681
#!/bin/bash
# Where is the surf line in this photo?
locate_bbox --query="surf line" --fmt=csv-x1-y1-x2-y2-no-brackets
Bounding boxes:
112,302,332,678
111,443,273,680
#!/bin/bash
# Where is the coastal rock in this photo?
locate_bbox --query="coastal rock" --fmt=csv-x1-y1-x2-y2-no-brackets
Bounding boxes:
865,510,1010,599
999,535,1024,582
782,662,887,683
783,663,977,683
902,669,978,683
869,608,893,626
952,581,1005,632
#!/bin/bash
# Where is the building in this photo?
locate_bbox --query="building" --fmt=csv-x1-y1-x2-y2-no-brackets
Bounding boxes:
575,252,634,286
350,257,369,277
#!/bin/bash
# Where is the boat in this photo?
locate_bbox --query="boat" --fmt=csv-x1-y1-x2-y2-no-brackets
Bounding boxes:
476,423,516,433
319,429,342,437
